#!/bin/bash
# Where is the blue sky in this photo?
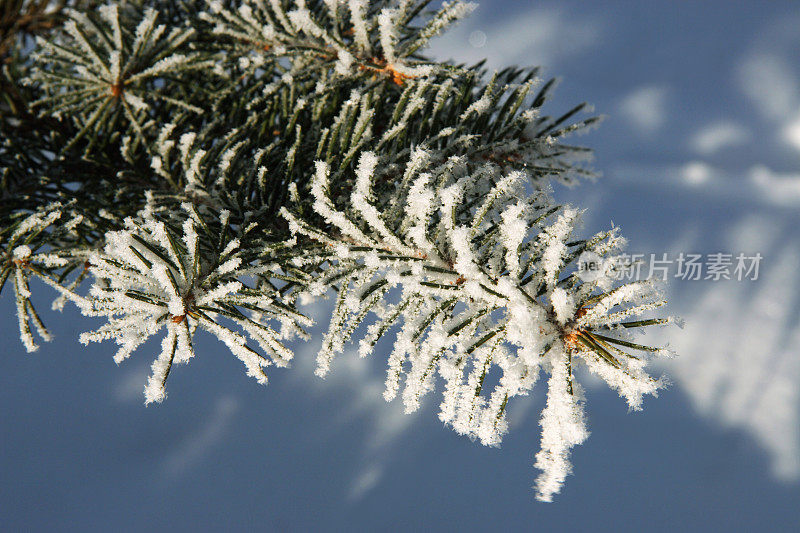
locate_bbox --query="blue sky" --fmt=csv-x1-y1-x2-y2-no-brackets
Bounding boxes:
2,1,800,531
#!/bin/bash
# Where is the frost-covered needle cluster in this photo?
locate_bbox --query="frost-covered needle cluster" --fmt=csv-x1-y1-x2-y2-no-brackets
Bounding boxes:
1,203,89,352
27,4,214,147
78,203,310,404
204,0,475,84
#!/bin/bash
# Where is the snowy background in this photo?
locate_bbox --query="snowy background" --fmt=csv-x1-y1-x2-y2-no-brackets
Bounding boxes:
2,1,800,530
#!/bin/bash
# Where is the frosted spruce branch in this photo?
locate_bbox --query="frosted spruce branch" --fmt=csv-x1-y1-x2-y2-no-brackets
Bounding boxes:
281,151,675,501
1,0,677,502
143,69,599,224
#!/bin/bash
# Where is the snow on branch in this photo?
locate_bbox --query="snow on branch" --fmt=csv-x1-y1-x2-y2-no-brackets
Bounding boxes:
78,202,311,404
202,0,474,85
282,151,674,500
2,0,676,503
27,5,215,148
1,203,93,352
